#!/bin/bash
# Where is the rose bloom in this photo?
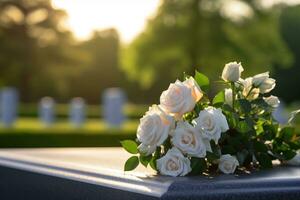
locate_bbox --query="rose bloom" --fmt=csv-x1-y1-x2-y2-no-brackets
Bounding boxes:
218,154,239,174
171,121,206,158
263,95,280,108
224,88,233,107
241,77,260,100
157,147,191,177
137,105,174,155
221,61,244,82
160,77,203,118
193,106,229,144
252,72,276,94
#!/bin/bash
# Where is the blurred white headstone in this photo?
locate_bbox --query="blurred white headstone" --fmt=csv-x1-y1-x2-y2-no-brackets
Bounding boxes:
0,87,18,127
39,97,55,127
273,100,289,124
102,88,126,127
69,97,85,128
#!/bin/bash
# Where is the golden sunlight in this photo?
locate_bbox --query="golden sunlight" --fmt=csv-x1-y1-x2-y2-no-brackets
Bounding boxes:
52,0,160,42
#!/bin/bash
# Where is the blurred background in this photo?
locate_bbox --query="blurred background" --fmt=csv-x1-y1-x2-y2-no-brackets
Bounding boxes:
0,0,299,148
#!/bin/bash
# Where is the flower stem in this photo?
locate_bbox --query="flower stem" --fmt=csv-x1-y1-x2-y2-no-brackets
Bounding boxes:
246,86,254,99
231,82,236,110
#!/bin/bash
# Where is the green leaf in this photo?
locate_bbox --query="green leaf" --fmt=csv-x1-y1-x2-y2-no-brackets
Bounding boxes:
282,150,297,160
256,153,272,169
194,70,210,92
287,141,300,150
149,147,161,171
206,151,220,162
139,155,152,167
213,91,225,107
253,140,268,152
238,99,251,113
222,145,236,155
237,121,251,134
252,98,269,109
224,111,239,128
121,140,138,154
190,157,207,175
222,104,235,113
280,127,295,143
210,140,221,157
261,123,277,140
124,156,139,171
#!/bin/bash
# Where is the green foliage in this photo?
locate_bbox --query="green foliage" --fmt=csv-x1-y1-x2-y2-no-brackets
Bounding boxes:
280,127,295,142
190,157,207,175
124,156,139,171
139,155,152,167
120,140,138,154
0,0,87,102
149,147,161,171
213,91,225,107
256,153,273,169
237,99,252,114
274,5,300,103
121,0,292,101
195,71,210,93
237,121,252,134
253,141,268,153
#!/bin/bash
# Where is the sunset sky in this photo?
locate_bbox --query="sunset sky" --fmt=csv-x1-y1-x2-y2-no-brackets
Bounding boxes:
52,0,300,43
52,0,160,43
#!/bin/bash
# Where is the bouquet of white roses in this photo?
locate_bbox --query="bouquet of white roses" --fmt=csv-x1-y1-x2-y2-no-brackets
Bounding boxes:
121,61,300,176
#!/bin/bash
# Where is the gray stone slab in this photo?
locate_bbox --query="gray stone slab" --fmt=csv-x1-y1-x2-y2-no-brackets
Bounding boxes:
102,88,126,127
39,97,55,126
69,97,86,127
0,87,18,127
0,148,299,200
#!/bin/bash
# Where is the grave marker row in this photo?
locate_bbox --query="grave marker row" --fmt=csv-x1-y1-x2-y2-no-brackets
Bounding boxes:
39,88,126,127
0,87,290,128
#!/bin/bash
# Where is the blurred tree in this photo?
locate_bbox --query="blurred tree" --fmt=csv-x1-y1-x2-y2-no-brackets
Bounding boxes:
0,0,85,102
69,29,122,103
121,0,292,102
274,5,300,103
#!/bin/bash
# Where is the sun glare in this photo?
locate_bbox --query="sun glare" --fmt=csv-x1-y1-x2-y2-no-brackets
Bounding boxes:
52,0,160,43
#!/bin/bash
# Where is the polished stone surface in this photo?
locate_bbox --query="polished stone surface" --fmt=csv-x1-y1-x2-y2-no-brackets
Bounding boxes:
0,148,300,200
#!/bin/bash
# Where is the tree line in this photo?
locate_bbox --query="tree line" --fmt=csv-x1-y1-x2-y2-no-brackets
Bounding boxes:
0,0,299,104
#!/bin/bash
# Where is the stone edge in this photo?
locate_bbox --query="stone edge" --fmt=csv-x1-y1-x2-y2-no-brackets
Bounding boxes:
0,152,172,198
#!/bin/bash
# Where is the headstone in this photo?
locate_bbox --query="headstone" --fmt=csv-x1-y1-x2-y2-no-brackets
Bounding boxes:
69,97,85,128
102,88,126,127
39,97,55,127
273,100,289,124
0,87,18,127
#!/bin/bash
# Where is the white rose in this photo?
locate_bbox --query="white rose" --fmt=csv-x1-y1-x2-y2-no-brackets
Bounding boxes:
171,121,206,158
287,150,300,166
224,88,233,107
222,61,244,82
241,77,260,100
218,154,239,174
193,106,229,144
137,105,174,155
156,147,191,177
252,72,276,94
183,77,203,102
160,78,202,118
263,95,280,108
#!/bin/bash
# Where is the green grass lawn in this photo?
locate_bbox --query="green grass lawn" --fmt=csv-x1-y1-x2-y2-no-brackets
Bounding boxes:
18,103,148,119
0,118,139,148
